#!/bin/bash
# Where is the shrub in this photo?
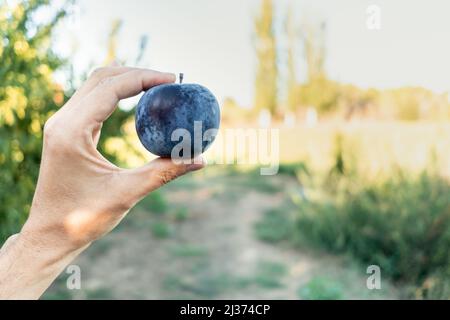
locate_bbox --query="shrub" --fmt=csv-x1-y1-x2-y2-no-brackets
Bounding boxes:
296,170,450,298
0,1,134,244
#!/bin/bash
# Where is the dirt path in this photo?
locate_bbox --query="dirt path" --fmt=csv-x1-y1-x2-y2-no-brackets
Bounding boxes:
45,172,399,300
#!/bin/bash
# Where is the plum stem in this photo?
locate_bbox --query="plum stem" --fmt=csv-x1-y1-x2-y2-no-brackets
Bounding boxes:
179,73,184,84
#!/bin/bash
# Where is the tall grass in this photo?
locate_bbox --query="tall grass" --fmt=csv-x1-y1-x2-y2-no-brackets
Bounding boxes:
294,144,450,298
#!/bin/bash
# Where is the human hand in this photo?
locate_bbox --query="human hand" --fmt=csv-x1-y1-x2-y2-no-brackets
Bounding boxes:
0,67,204,299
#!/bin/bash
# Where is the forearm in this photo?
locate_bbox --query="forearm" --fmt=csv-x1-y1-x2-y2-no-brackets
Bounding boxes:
0,230,87,300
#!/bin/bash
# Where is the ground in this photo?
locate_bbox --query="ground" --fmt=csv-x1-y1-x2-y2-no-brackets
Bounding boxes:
44,168,400,300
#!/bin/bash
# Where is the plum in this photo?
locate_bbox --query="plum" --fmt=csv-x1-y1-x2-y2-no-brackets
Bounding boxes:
135,74,221,159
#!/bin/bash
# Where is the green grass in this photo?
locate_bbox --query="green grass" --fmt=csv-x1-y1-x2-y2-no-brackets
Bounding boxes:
295,169,450,299
85,287,114,300
87,238,114,256
138,190,169,215
298,277,344,300
254,208,294,243
163,273,241,299
278,162,309,177
151,221,173,239
173,207,189,221
253,261,288,289
170,244,209,258
41,273,74,300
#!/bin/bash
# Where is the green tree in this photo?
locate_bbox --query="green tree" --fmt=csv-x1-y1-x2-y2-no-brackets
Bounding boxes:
0,0,68,243
253,0,278,115
0,1,133,244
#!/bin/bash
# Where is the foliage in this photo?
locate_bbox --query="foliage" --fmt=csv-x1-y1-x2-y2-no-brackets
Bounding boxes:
221,97,253,124
296,169,450,298
0,1,134,244
284,7,299,112
298,76,340,113
0,0,67,243
380,87,450,122
301,20,326,82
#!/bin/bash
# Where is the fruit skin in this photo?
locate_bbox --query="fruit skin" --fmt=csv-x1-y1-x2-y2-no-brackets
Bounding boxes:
135,83,221,158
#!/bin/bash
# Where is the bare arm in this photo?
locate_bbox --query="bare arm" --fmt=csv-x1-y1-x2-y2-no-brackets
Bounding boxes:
0,67,204,300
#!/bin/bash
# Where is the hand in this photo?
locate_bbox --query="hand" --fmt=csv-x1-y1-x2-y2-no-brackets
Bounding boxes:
0,67,204,299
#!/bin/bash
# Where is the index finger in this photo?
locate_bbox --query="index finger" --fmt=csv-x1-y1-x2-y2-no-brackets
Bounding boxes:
79,69,176,124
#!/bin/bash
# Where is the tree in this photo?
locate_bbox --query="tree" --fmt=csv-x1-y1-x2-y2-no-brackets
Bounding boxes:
301,19,326,82
253,0,278,115
104,19,123,65
0,0,133,244
0,0,69,243
285,5,299,112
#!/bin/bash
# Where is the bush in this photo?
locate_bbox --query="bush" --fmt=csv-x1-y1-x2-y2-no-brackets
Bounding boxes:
296,170,450,298
0,1,67,243
0,1,134,244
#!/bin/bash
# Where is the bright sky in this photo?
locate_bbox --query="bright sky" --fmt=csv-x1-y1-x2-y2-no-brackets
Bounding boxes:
50,0,450,106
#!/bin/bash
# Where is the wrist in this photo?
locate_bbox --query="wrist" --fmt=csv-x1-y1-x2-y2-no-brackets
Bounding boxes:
19,224,90,262
20,208,93,255
0,226,89,299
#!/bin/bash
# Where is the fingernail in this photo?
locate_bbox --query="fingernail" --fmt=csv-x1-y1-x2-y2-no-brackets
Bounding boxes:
188,157,206,172
169,73,177,82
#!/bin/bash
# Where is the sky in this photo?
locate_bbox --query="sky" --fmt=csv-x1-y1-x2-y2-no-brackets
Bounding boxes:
46,0,450,107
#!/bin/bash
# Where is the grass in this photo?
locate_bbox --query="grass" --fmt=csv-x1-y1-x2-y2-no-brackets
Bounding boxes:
88,238,114,256
85,287,114,300
254,208,294,243
138,190,169,215
163,273,241,299
173,207,189,221
294,168,450,299
298,277,344,300
278,162,309,177
253,261,288,289
162,257,289,298
41,273,74,300
151,221,173,239
169,244,209,258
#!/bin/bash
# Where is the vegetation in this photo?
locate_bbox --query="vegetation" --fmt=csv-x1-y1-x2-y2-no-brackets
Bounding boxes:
0,0,135,244
0,0,67,243
254,208,293,243
295,167,450,298
298,277,343,300
248,0,450,120
253,0,278,114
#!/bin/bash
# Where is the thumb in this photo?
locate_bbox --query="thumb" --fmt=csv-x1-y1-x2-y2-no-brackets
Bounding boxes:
120,156,206,201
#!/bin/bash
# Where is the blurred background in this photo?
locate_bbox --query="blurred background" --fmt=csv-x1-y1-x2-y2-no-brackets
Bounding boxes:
1,0,450,299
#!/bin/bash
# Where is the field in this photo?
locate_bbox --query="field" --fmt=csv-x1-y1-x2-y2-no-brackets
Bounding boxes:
44,122,450,300
44,168,400,300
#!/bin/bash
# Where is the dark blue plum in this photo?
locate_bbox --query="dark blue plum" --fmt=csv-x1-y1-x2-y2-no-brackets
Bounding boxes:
135,83,221,158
